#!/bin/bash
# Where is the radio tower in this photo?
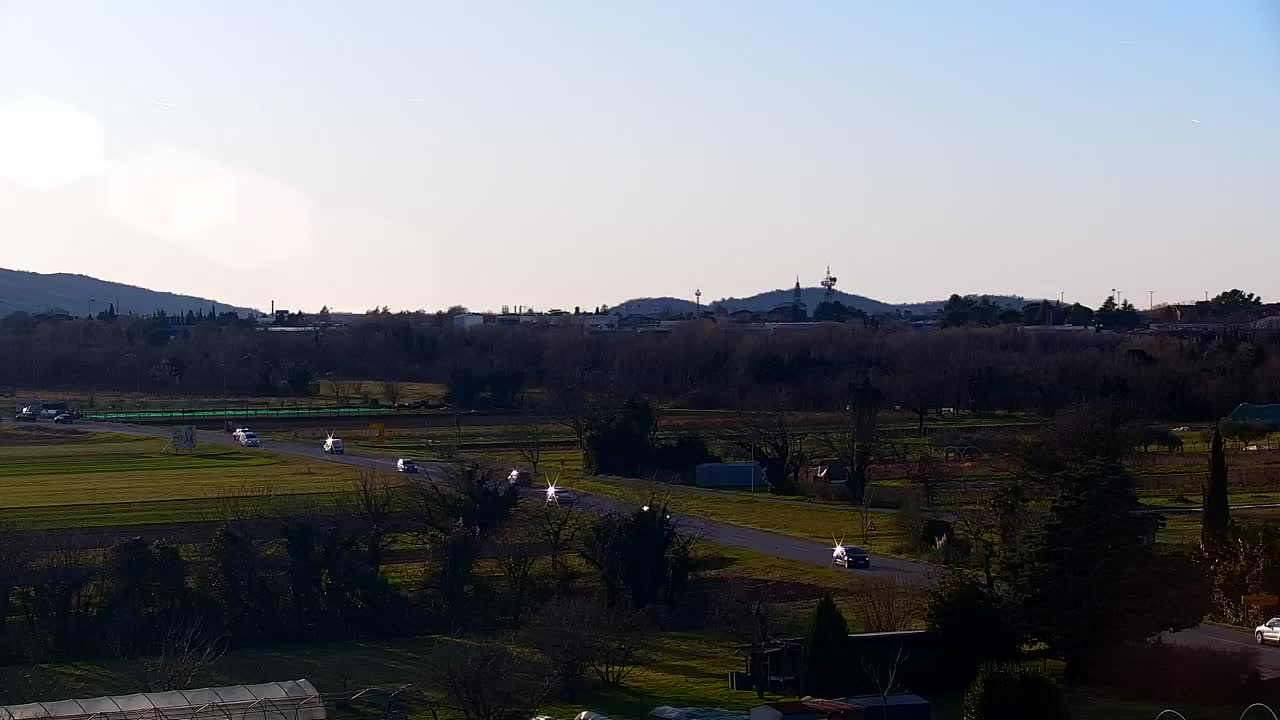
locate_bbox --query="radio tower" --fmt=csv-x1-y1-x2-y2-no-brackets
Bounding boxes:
821,265,838,304
695,288,702,316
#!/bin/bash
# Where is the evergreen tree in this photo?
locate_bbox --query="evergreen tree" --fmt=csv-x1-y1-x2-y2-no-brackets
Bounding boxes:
1017,460,1208,679
804,593,849,697
1202,429,1230,547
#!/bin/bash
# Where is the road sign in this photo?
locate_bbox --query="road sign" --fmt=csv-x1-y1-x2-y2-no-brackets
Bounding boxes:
866,521,877,532
1243,594,1278,606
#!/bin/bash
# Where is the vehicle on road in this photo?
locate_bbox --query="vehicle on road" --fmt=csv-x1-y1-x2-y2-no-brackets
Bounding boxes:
396,458,419,473
834,543,871,569
1256,618,1280,644
845,546,871,569
14,412,36,423
239,431,261,447
323,436,344,454
53,413,75,424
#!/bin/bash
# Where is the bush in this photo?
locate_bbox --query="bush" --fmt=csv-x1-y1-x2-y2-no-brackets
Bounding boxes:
926,572,1021,689
962,664,1068,720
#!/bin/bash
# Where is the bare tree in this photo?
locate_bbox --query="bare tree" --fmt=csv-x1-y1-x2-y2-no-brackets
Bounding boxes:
527,597,597,701
711,579,779,699
512,420,546,487
849,577,924,633
327,373,349,405
123,618,228,692
861,642,910,720
956,482,1034,590
905,449,943,510
818,376,882,505
495,531,539,624
732,407,805,495
337,467,400,573
536,499,583,594
590,607,651,686
428,641,550,720
382,378,405,406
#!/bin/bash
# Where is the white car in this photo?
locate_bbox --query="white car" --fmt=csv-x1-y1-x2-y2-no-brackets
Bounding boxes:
232,427,252,440
1257,618,1280,645
323,437,344,454
396,458,419,473
238,432,261,448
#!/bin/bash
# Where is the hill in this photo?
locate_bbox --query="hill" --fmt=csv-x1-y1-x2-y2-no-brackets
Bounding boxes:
612,288,1033,317
0,268,257,317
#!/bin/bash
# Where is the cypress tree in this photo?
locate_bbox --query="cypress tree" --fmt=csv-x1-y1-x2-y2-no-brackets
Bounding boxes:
1203,429,1229,547
804,593,849,697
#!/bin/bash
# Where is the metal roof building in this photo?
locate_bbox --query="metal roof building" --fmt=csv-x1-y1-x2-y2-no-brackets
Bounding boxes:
0,680,325,720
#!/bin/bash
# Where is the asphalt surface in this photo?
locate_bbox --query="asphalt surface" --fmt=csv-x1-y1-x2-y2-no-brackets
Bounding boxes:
68,421,1280,676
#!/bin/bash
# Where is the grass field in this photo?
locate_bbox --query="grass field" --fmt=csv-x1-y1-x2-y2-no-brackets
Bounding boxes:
0,430,353,527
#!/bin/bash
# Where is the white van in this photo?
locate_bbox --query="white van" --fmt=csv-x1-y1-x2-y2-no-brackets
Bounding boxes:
323,437,344,454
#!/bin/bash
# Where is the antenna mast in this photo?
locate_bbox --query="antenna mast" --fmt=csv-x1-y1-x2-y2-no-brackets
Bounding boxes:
821,265,838,304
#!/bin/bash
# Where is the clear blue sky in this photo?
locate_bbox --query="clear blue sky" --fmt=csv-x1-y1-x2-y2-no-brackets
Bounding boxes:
1,1,1277,312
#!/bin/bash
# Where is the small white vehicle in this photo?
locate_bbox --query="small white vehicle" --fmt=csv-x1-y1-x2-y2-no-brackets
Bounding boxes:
1256,618,1280,644
323,436,344,454
396,458,419,473
232,427,252,440
238,431,260,448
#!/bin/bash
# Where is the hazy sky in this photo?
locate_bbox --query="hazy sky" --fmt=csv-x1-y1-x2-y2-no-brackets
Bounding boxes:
1,1,1277,313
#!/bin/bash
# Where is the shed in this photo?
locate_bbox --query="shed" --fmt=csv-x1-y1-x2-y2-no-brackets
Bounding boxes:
0,680,325,720
696,462,765,489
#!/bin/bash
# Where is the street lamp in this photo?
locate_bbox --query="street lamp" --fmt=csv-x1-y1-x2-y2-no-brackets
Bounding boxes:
88,298,95,319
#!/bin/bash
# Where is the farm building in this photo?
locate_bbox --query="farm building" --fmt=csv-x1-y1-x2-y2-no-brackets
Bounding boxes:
0,680,325,720
1229,403,1280,428
695,462,764,489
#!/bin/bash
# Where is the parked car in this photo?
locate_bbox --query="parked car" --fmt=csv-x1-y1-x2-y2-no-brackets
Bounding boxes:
53,413,75,424
396,458,419,473
323,437,344,454
14,412,36,423
239,432,261,447
1256,618,1280,644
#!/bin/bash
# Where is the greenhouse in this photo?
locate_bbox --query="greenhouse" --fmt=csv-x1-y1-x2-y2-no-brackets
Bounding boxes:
0,681,326,720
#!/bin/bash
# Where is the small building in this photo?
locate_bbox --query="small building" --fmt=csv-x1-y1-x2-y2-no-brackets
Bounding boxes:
840,695,931,720
749,700,859,720
735,638,804,693
696,462,765,489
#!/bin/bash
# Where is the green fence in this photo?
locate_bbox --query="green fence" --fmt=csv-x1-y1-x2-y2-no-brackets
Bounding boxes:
86,406,429,421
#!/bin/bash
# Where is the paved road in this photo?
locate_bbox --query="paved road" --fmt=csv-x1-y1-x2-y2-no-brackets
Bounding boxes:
73,421,1280,674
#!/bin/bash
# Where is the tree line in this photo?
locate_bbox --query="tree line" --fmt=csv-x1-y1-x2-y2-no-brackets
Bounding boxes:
5,307,1279,425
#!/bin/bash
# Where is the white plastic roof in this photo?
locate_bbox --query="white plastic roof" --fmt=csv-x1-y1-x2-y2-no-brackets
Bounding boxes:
0,680,324,720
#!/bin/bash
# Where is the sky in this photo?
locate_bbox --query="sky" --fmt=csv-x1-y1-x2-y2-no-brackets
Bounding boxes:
1,1,1278,314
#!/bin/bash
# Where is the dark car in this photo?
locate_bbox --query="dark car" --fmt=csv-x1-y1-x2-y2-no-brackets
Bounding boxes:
846,546,871,569
53,413,75,424
14,412,36,423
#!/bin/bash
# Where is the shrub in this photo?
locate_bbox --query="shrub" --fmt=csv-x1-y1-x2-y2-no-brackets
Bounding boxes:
926,572,1021,689
962,664,1068,720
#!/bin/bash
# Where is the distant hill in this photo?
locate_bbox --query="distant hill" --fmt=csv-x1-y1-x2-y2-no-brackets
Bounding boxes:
613,288,1034,318
0,268,258,317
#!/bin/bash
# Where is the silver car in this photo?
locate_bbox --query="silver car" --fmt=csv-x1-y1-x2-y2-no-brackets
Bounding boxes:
1256,618,1280,644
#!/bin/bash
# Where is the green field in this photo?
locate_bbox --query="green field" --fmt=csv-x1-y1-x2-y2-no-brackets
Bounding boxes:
0,431,353,527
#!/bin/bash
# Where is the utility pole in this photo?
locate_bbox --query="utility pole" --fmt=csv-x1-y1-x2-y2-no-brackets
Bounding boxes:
1149,290,1154,310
